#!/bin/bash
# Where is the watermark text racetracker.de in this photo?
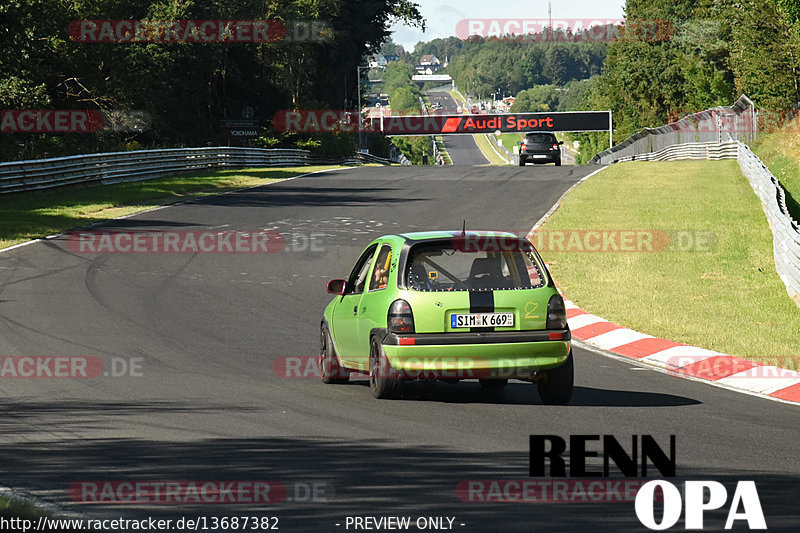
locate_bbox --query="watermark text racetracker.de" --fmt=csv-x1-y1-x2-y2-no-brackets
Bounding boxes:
455,18,674,42
665,354,800,378
70,480,331,504
448,230,717,253
669,108,800,135
68,19,331,43
0,356,142,378
0,110,151,134
67,230,325,254
457,479,650,503
275,356,580,381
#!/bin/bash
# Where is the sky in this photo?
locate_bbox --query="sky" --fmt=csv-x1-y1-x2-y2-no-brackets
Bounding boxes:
389,0,628,51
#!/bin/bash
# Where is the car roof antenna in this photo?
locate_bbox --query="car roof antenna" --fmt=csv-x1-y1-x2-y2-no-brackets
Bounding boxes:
461,220,466,237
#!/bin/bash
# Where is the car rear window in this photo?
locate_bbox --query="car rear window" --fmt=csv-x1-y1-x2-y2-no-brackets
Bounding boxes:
525,134,556,143
405,239,546,291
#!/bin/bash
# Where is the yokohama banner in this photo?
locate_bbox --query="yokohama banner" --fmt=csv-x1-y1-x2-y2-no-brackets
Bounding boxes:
272,110,611,135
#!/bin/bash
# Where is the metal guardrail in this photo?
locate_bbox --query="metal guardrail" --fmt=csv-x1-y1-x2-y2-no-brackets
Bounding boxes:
737,142,800,308
0,147,394,194
612,141,739,162
590,95,756,165
344,151,396,166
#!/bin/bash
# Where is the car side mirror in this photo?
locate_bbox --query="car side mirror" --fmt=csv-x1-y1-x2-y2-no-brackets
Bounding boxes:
517,141,523,145
558,141,564,145
327,279,347,295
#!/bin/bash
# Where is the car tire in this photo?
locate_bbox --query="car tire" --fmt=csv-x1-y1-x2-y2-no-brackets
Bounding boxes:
537,350,574,405
518,159,525,167
319,325,349,384
554,158,561,166
369,337,402,399
479,378,508,389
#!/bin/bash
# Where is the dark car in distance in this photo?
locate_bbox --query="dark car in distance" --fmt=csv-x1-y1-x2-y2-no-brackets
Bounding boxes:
518,132,563,166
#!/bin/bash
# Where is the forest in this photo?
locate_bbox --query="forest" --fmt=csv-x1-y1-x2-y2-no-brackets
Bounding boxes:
0,0,423,160
3,0,800,162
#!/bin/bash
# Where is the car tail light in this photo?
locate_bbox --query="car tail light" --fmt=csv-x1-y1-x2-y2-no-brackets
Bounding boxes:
388,299,415,333
546,294,567,330
521,143,527,151
552,143,559,150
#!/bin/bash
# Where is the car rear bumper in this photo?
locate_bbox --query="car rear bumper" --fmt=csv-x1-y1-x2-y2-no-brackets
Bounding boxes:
520,152,560,163
381,330,571,379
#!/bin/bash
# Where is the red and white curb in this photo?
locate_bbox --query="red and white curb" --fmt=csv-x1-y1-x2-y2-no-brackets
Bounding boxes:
565,299,800,405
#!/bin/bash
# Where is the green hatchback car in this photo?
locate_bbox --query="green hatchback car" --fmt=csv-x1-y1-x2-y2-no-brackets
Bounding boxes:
320,231,573,403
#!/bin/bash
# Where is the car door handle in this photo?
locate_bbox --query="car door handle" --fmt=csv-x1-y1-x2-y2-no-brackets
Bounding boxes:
353,306,358,316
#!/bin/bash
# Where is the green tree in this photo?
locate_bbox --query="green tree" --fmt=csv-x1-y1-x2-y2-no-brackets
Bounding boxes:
383,61,414,95
511,85,559,112
444,38,606,98
726,0,796,110
389,86,420,113
510,91,531,113
391,135,434,164
412,36,462,63
590,0,799,139
0,0,425,160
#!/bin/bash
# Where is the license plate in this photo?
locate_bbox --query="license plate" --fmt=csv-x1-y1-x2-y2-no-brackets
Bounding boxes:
533,154,548,159
451,313,514,328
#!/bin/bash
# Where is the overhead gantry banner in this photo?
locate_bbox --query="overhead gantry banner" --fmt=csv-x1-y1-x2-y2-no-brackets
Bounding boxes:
273,110,612,135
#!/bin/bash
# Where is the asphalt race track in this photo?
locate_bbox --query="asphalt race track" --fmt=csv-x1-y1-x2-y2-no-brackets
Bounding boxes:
2,164,800,532
426,91,490,166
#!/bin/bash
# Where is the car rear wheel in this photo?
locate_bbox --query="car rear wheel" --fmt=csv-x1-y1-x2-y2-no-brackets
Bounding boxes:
518,158,525,167
319,325,349,384
554,158,561,166
537,350,574,405
369,338,402,399
479,378,508,389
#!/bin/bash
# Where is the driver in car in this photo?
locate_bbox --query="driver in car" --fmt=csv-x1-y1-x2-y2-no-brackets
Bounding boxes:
372,251,391,289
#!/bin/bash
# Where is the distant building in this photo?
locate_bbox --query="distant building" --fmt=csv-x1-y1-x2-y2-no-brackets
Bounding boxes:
384,54,400,62
419,54,440,66
497,96,515,111
414,55,442,75
415,66,438,75
369,54,388,68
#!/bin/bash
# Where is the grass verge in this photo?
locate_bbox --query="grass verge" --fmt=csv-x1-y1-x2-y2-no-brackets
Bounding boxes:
0,166,340,250
538,160,800,366
472,134,508,165
0,494,49,519
448,90,467,108
500,132,524,153
433,136,452,165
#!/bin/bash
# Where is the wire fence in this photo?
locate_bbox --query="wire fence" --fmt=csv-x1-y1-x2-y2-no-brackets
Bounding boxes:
590,95,756,165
